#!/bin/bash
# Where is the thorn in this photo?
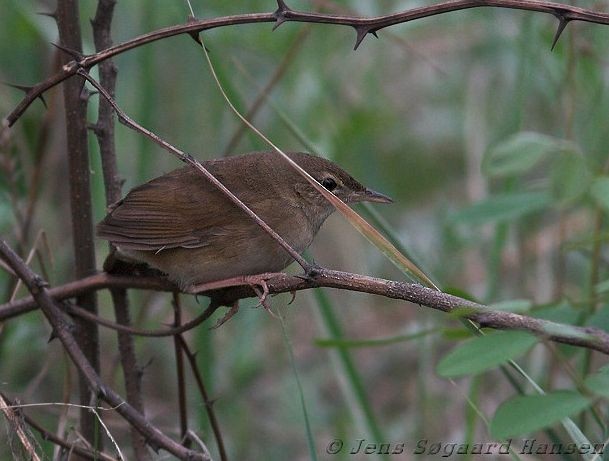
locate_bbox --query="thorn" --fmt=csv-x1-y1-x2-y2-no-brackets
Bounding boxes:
148,441,161,453
210,301,240,329
273,0,291,31
51,42,83,60
188,31,203,47
136,365,145,379
5,82,32,92
186,14,204,48
4,82,36,96
371,30,379,38
353,26,369,50
142,357,154,370
37,10,57,19
80,85,94,102
303,263,322,279
97,384,109,400
276,0,289,12
551,16,569,51
272,16,287,31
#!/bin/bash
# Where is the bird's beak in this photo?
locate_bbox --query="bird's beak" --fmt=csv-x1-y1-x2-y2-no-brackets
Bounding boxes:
359,188,393,204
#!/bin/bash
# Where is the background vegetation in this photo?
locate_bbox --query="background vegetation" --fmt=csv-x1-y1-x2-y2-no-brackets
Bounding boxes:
2,0,609,459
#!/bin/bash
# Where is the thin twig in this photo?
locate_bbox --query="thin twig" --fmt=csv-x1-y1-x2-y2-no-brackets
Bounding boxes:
0,395,124,461
0,393,42,461
172,293,189,443
178,336,228,461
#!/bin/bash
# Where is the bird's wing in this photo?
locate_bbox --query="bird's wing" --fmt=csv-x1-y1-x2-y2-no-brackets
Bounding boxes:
97,169,226,251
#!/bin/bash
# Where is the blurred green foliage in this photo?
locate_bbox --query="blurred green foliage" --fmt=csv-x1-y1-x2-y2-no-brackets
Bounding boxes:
2,0,609,460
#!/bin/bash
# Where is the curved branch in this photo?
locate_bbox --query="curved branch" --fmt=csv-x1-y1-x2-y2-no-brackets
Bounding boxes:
2,268,609,355
6,0,609,125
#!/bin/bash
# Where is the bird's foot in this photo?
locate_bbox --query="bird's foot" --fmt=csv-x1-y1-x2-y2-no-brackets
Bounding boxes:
188,273,282,323
249,279,278,319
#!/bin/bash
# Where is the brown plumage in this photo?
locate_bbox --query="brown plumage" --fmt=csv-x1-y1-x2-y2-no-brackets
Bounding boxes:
97,151,392,289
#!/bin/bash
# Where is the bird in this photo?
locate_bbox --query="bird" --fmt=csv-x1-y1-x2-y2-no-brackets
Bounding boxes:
97,151,392,297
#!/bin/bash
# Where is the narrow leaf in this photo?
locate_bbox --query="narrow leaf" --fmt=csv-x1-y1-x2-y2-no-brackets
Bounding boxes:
316,328,440,348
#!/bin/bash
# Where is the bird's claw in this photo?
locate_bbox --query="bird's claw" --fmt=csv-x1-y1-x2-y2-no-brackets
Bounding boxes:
249,277,278,319
189,273,282,325
211,301,240,329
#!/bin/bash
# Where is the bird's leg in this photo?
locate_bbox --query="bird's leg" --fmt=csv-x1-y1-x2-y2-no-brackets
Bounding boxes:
186,272,281,295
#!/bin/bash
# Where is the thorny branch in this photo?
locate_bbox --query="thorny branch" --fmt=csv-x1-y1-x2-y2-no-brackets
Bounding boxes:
5,0,609,125
176,336,228,461
0,240,209,461
91,2,150,460
55,0,101,446
3,269,609,355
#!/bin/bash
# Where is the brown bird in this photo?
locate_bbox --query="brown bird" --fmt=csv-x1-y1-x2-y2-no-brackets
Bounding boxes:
97,151,392,294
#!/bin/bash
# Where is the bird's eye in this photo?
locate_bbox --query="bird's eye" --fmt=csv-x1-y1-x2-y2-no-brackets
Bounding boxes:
321,177,337,191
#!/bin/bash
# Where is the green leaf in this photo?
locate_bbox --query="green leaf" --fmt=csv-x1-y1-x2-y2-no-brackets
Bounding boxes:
482,132,559,178
436,331,538,378
550,149,590,205
490,392,591,439
590,176,609,211
452,191,551,225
